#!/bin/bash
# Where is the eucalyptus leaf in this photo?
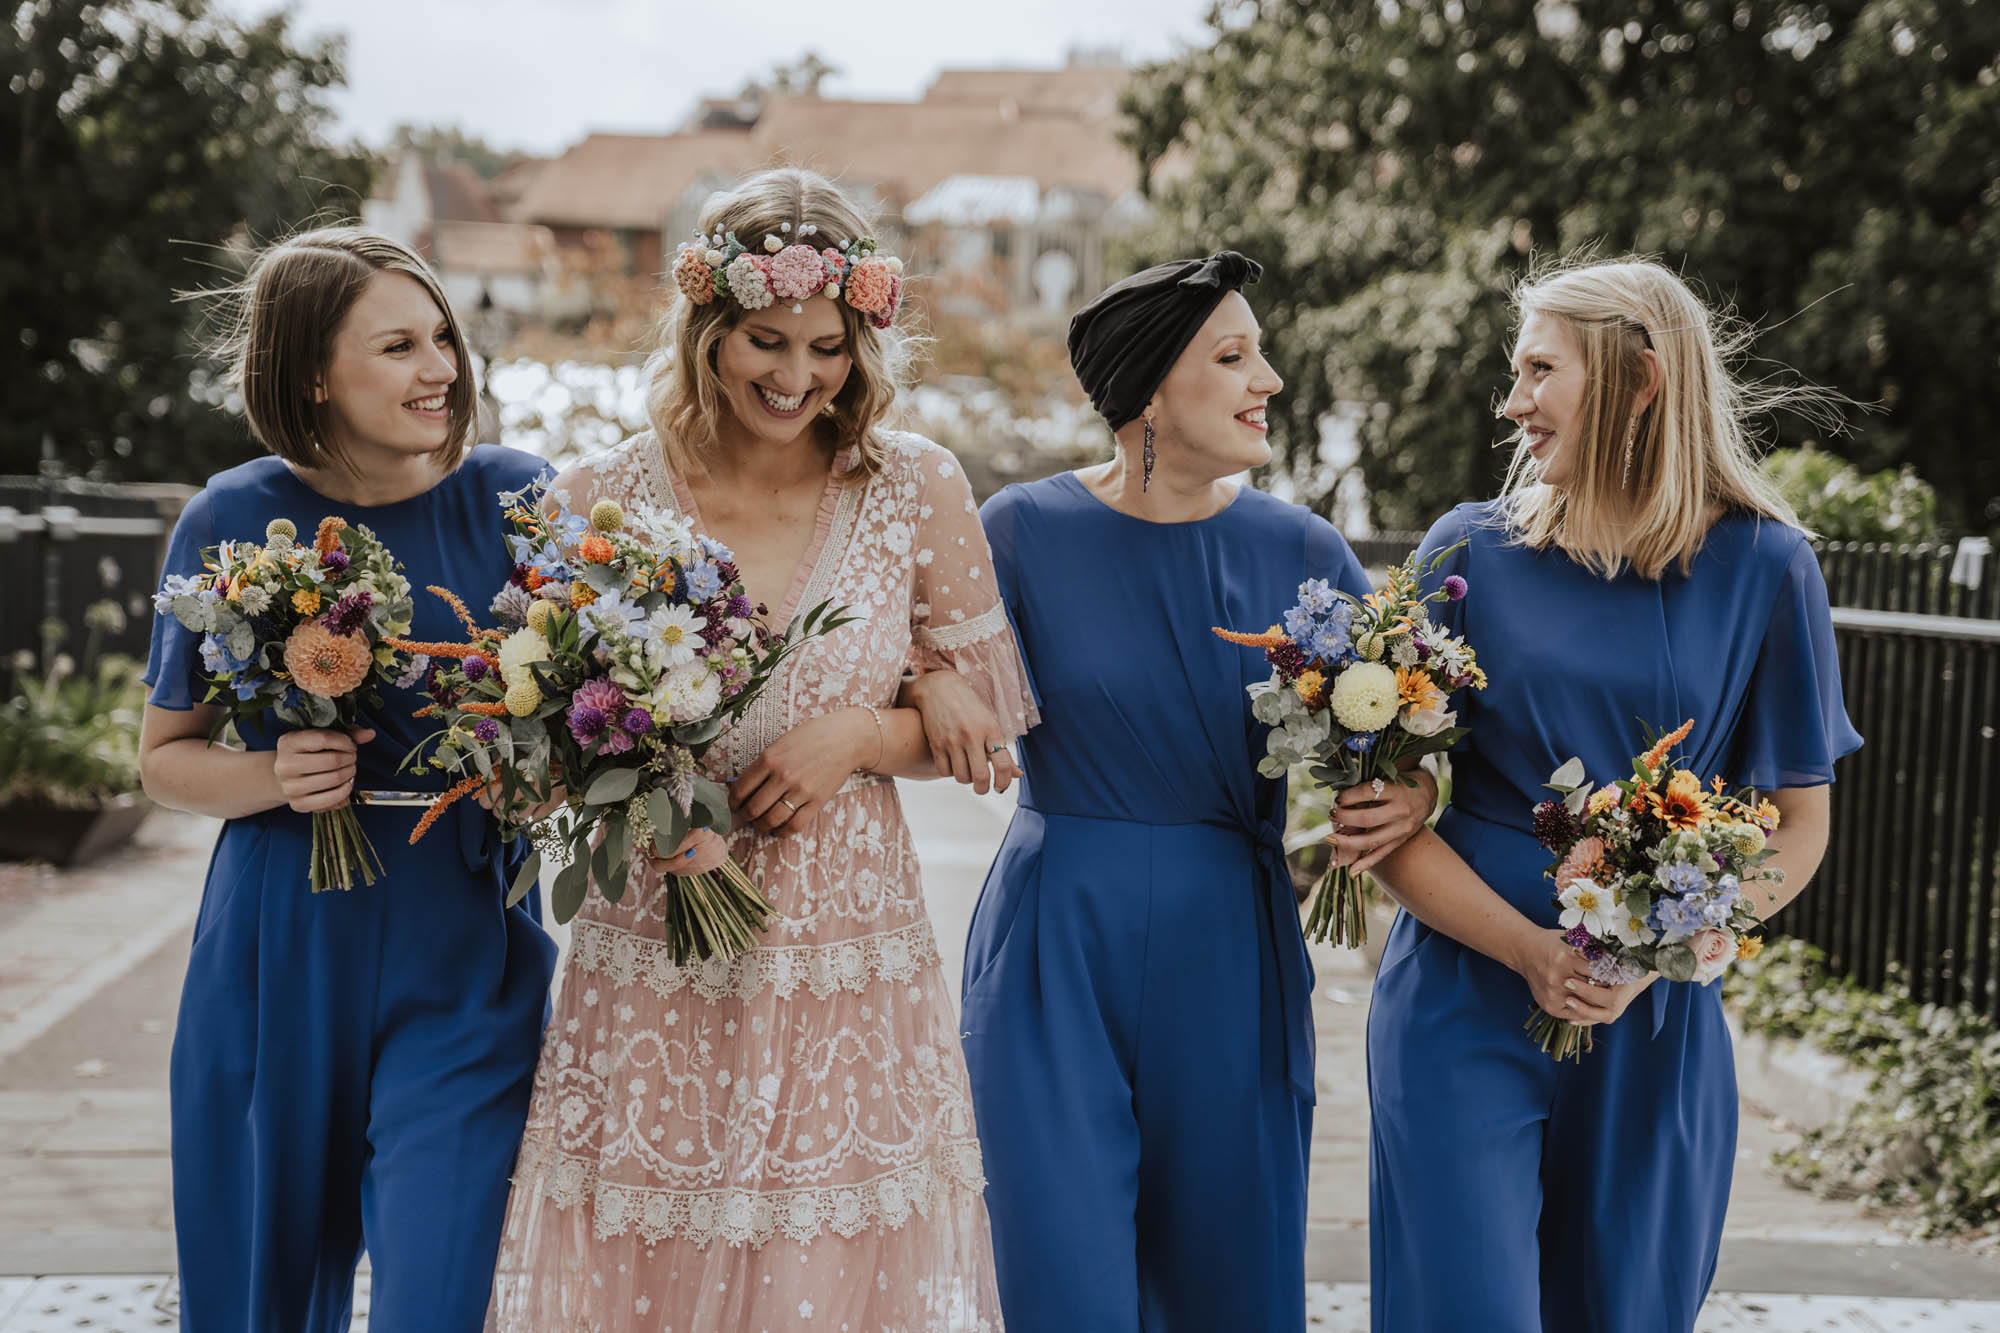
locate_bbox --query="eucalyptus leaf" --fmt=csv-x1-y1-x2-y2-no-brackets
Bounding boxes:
552,859,588,925
672,715,725,747
691,776,732,834
586,767,640,806
1546,756,1586,792
1657,943,1697,983
505,848,542,909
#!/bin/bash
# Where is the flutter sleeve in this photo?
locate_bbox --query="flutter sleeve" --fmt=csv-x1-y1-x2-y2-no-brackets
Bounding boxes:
141,487,216,711
906,447,1039,738
1305,511,1372,601
1413,505,1475,641
1728,536,1863,789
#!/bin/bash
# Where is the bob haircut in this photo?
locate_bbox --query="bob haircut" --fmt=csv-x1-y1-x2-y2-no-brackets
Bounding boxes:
1497,255,1837,581
644,168,913,482
216,225,475,474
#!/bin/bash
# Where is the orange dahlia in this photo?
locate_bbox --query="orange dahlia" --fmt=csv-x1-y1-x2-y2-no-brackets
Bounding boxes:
579,535,615,564
284,621,373,698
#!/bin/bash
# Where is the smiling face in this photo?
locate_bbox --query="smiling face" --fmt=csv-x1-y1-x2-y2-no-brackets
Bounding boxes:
1503,307,1590,489
1146,290,1283,482
712,297,855,449
315,270,460,468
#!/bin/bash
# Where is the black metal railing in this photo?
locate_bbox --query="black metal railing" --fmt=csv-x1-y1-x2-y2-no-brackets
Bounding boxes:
0,477,194,669
1797,605,2000,1019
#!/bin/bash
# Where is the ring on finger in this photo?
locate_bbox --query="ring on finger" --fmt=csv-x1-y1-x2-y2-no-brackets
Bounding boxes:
777,797,798,814
985,741,1007,754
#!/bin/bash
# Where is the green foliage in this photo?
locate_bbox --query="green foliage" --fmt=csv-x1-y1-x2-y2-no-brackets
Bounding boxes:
3,0,373,483
386,123,523,180
1732,937,2000,1236
1122,0,2000,531
1763,445,1943,543
0,605,146,807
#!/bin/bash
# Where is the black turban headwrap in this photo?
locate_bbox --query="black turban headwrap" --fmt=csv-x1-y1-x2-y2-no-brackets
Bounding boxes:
1066,251,1263,432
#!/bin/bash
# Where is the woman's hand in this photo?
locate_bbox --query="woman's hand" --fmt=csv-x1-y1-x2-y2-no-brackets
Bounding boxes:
729,708,874,837
897,669,1021,794
1325,767,1437,876
272,727,375,813
652,827,729,877
1510,928,1608,1021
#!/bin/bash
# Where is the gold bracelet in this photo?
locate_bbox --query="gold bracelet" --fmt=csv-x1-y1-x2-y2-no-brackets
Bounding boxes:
864,704,885,771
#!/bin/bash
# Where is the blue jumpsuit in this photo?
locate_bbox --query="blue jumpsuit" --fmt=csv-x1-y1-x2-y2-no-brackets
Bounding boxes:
1366,503,1862,1332
143,448,557,1333
961,473,1370,1332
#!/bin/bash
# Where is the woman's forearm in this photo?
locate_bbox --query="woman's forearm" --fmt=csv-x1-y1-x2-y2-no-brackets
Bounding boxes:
1366,828,1546,975
1739,787,1832,923
140,733,286,821
857,705,952,781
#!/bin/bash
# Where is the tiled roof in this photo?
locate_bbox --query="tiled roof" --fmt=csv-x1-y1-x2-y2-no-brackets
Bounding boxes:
512,130,756,229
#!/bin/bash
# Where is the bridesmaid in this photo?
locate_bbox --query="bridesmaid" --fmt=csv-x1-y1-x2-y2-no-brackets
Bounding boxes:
139,228,555,1331
921,252,1436,1330
1365,257,1861,1331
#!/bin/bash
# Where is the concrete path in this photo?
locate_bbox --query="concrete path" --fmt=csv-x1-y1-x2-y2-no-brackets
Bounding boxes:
1,780,1996,1330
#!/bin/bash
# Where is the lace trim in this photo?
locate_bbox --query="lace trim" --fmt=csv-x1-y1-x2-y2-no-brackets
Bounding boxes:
913,602,1011,653
513,1134,989,1248
570,914,940,1001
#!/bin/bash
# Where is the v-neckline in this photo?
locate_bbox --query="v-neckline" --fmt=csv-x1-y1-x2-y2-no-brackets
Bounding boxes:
664,452,850,628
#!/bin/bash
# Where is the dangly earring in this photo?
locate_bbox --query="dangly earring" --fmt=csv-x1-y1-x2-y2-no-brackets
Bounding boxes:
1142,418,1156,493
1619,416,1639,490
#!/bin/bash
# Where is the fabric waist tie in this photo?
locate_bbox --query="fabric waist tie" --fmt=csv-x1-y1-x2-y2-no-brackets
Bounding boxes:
1020,803,1316,1106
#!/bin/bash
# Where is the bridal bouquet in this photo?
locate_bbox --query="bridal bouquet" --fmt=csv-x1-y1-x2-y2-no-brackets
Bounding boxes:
1526,718,1784,1060
154,515,414,892
391,482,855,964
1215,542,1484,946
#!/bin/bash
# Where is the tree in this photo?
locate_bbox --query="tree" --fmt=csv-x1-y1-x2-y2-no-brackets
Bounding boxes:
2,0,373,483
387,123,524,180
1121,0,2000,532
739,52,841,100
1763,445,1942,543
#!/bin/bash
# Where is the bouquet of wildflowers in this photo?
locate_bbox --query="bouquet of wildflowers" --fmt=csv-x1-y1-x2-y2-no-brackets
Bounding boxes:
1526,718,1784,1060
155,516,414,892
390,483,855,964
1215,542,1484,946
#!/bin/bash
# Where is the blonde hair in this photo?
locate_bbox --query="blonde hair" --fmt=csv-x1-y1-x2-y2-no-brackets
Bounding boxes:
214,225,475,474
1498,256,1837,580
644,168,913,481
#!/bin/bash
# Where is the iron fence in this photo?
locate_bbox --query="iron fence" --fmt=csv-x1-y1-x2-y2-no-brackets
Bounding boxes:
0,477,194,670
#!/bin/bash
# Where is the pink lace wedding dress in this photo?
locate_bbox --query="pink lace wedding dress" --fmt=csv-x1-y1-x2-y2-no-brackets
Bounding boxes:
488,429,1034,1332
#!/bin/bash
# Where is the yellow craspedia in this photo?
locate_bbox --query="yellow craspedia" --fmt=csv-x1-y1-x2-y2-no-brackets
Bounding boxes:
589,500,624,533
1294,669,1327,707
1355,631,1385,662
1736,934,1764,961
526,600,558,633
504,678,543,717
569,582,598,608
265,518,297,542
292,589,322,615
1328,661,1399,732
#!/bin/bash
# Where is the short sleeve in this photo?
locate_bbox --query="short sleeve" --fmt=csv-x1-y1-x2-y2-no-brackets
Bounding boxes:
907,450,1039,738
141,488,216,711
1413,505,1476,641
1729,538,1863,790
1304,514,1371,601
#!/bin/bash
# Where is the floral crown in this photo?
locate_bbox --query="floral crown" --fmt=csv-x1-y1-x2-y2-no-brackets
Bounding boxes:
672,223,905,328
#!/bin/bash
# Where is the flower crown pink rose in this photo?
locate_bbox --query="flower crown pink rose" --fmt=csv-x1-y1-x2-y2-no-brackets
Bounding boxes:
674,224,904,327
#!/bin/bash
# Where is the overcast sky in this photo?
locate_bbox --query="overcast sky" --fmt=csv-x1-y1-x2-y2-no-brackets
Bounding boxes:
212,0,1220,156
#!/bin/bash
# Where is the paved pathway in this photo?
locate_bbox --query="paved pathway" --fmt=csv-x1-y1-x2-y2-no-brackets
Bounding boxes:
1,781,1996,1330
